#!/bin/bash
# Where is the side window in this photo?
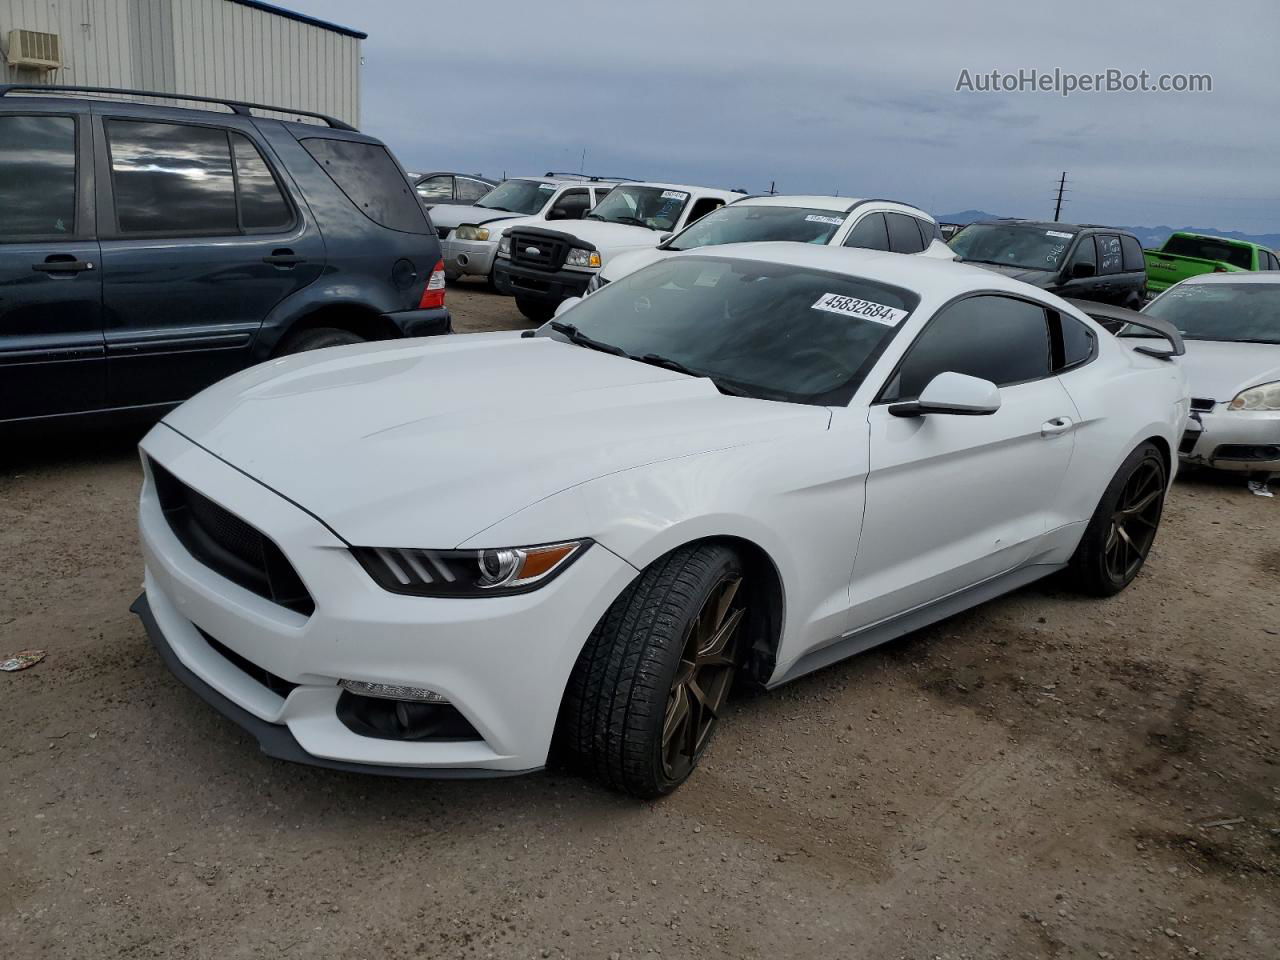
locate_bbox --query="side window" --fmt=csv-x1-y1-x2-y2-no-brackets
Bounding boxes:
1096,234,1123,275
415,175,453,201
106,119,237,235
0,115,77,239
547,188,591,220
1120,234,1145,272
591,187,612,207
884,295,1052,401
915,218,940,247
1056,312,1096,370
686,197,724,224
456,177,491,202
843,212,889,251
1268,252,1280,271
1068,236,1097,271
231,134,292,230
301,137,429,234
885,212,926,254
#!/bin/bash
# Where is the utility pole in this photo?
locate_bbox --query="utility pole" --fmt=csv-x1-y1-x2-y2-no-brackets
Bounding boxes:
767,180,776,195
1053,171,1068,222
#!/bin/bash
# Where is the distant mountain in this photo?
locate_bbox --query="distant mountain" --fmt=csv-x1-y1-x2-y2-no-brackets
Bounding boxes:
936,210,1280,251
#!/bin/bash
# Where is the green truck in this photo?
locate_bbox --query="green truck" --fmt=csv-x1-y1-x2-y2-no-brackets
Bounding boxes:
1144,231,1280,294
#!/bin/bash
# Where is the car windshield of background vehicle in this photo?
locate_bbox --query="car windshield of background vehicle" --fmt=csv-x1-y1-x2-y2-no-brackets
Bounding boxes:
541,256,919,404
1161,235,1255,270
1142,283,1280,343
475,179,555,215
950,223,1076,271
587,186,691,232
665,205,846,251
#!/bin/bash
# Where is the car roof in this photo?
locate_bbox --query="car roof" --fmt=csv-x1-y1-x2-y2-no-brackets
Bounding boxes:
970,219,1131,236
509,175,619,186
1179,271,1280,286
670,241,1020,300
733,195,937,221
624,182,742,200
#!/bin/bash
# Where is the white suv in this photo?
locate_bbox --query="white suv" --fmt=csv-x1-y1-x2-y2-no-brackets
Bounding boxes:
586,195,954,294
431,174,620,284
493,181,743,320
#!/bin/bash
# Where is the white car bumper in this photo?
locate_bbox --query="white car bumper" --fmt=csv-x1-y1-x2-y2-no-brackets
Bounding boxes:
134,425,637,777
1179,406,1280,473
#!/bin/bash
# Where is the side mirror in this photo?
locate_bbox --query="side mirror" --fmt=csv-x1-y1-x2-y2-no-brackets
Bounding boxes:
549,207,569,220
889,372,1001,418
553,297,582,318
1070,262,1096,279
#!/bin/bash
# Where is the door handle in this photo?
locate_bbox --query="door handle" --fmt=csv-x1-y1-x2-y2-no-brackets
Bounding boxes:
32,258,94,273
262,249,305,267
1041,416,1074,437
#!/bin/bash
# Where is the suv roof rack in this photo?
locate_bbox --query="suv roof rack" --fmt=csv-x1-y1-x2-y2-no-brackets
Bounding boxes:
542,171,638,183
0,83,357,131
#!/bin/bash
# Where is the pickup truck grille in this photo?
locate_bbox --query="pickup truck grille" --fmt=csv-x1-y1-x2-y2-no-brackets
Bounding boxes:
508,230,570,271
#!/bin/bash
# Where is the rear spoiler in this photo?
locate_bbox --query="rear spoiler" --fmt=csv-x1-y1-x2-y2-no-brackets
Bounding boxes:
1064,299,1185,361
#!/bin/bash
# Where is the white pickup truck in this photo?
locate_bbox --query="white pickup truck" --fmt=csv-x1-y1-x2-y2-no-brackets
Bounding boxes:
432,174,620,284
492,181,743,320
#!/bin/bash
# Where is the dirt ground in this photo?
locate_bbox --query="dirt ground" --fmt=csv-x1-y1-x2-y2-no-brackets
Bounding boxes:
3,283,1278,959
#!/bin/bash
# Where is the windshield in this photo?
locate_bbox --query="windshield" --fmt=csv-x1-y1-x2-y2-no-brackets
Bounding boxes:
475,179,555,215
538,256,919,404
587,185,691,231
666,205,846,252
950,223,1076,271
1143,282,1280,343
1161,234,1254,270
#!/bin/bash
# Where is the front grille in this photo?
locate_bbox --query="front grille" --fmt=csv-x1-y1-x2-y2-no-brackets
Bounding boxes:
198,626,299,699
508,229,570,271
150,460,315,616
1190,397,1216,412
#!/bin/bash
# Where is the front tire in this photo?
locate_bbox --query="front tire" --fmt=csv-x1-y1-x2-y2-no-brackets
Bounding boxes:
1068,442,1167,596
516,296,555,324
557,543,748,798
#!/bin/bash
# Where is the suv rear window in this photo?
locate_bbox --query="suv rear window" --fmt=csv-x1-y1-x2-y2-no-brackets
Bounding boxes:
1163,234,1254,270
302,137,429,234
0,115,77,239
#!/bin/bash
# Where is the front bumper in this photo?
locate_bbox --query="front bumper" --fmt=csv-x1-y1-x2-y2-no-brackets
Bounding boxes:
383,307,452,338
492,259,592,307
134,425,638,777
441,237,498,278
1179,407,1280,473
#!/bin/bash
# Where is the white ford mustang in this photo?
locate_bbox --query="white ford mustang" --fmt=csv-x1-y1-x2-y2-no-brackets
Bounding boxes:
132,244,1188,797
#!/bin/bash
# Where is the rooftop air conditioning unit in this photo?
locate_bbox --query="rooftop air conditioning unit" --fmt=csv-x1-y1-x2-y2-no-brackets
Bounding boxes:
7,29,63,70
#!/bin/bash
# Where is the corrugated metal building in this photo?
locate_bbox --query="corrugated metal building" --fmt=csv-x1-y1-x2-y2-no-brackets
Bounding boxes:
0,0,364,125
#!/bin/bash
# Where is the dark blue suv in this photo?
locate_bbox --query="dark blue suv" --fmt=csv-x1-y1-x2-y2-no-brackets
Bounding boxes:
0,84,450,428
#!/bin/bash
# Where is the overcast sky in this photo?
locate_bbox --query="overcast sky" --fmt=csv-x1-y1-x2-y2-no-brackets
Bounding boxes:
295,0,1279,232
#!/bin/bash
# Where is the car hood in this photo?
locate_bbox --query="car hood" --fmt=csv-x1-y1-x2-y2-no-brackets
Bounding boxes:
430,204,527,231
533,220,666,252
1178,339,1280,402
162,334,829,547
962,262,1056,286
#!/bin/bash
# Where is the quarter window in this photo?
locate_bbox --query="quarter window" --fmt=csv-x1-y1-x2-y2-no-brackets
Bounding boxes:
1056,312,1096,369
885,212,926,254
107,120,238,234
1120,234,1145,272
883,295,1052,401
456,177,491,202
844,212,889,251
0,115,77,239
302,137,430,234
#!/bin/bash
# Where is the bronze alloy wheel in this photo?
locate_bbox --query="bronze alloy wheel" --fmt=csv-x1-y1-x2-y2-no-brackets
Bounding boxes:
660,575,746,781
1104,458,1164,582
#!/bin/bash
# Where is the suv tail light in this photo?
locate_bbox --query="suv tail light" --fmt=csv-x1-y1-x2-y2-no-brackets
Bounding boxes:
418,260,446,309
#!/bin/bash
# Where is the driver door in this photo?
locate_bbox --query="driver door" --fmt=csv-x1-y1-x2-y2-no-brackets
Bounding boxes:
847,294,1078,630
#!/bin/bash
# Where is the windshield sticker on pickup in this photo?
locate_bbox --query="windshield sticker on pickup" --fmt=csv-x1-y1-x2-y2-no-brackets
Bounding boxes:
538,183,556,191
805,215,844,225
811,293,908,326
660,190,689,200
1046,230,1074,239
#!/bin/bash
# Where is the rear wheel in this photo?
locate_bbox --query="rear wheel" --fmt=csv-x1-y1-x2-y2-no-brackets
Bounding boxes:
1068,442,1167,596
516,296,555,324
278,327,365,355
557,543,748,798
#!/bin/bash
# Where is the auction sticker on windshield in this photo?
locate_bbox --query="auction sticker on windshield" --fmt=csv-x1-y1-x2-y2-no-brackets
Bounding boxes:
805,215,844,225
810,293,908,326
661,190,689,200
1046,230,1074,239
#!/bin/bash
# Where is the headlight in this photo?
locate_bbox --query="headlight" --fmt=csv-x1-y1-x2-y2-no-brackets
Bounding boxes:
1229,381,1280,411
455,225,490,242
565,248,602,268
496,236,511,258
352,540,589,597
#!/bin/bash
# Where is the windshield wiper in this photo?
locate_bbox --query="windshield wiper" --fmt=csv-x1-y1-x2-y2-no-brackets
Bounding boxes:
611,215,647,227
548,321,627,356
585,213,605,220
636,354,752,397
